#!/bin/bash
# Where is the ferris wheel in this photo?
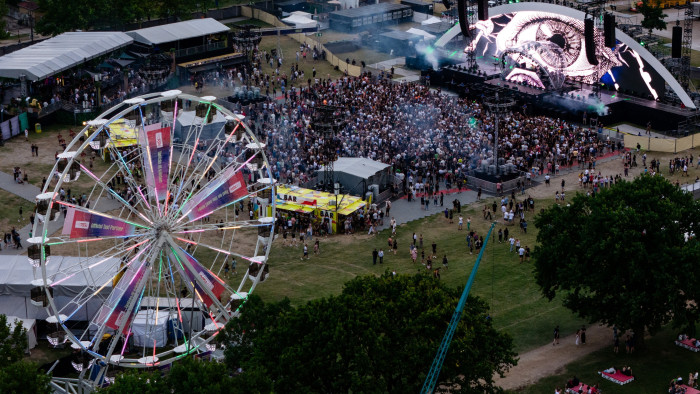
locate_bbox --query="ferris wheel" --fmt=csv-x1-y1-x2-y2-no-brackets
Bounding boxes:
30,91,276,380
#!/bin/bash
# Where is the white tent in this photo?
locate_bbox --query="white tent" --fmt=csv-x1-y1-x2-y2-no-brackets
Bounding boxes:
421,16,442,25
0,255,119,320
127,18,229,45
7,316,37,350
406,28,436,40
0,32,133,81
131,310,170,348
174,110,227,141
281,14,318,28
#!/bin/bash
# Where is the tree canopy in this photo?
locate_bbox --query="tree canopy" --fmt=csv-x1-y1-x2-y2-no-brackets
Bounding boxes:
0,315,51,394
533,175,700,346
35,0,193,36
639,0,668,36
220,273,517,393
101,356,247,394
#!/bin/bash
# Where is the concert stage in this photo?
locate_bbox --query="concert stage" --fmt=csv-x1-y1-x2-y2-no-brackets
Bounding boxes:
411,2,700,133
431,61,696,133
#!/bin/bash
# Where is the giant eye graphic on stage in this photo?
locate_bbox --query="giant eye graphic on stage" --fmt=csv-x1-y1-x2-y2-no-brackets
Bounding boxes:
466,11,667,96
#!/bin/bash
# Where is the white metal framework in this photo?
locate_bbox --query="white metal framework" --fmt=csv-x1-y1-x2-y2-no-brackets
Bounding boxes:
32,91,276,389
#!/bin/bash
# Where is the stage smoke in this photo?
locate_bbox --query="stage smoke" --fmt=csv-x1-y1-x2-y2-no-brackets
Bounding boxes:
672,25,682,58
458,0,470,37
584,18,598,65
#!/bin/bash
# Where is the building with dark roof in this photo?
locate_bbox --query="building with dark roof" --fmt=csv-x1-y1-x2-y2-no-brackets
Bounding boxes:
329,3,413,32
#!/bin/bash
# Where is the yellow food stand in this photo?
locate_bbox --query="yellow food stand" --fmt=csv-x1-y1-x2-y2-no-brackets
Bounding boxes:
272,184,367,234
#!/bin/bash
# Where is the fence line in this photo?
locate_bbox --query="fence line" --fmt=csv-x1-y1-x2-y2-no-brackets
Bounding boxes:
624,133,700,153
241,6,362,77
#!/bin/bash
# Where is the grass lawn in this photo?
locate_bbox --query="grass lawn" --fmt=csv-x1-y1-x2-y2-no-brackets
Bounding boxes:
255,195,588,354
0,189,34,233
257,34,346,86
512,327,700,393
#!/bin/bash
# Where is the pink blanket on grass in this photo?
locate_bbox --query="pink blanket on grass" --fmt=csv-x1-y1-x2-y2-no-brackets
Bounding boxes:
676,338,700,352
679,385,700,394
565,383,598,394
600,370,634,384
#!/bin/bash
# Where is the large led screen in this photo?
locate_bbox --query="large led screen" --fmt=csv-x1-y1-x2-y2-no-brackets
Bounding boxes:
468,12,665,99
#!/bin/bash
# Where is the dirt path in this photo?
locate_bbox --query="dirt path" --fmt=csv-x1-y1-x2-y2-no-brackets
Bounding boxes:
494,324,613,390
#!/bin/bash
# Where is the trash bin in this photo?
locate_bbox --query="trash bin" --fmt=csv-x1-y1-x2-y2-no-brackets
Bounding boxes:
35,123,41,134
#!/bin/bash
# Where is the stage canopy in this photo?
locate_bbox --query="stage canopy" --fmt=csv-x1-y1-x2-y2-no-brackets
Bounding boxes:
127,18,230,46
0,32,133,81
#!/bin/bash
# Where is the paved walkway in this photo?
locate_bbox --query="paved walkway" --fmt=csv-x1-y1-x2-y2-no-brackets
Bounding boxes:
0,171,42,255
0,170,122,256
377,189,480,232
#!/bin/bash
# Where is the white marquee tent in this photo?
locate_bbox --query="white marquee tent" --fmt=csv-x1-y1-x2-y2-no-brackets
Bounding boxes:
281,14,318,28
0,32,133,81
127,18,230,46
0,255,119,321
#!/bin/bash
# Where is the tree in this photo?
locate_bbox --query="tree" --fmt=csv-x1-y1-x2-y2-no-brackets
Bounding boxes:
102,356,250,394
0,315,51,394
639,0,668,39
0,314,28,368
0,1,10,39
533,175,700,348
220,273,517,393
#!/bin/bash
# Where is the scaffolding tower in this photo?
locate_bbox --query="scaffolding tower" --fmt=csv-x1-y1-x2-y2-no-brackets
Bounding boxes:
680,1,693,91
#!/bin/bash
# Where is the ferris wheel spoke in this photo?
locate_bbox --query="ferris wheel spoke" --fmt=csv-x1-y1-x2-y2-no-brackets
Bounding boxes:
165,238,229,312
173,122,243,209
175,218,273,234
45,231,151,247
48,238,152,289
103,143,154,214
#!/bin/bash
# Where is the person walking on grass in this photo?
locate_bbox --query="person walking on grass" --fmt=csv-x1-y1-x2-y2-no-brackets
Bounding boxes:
372,248,378,265
314,239,320,255
442,254,448,270
302,243,309,260
458,215,463,230
378,249,384,264
553,325,560,345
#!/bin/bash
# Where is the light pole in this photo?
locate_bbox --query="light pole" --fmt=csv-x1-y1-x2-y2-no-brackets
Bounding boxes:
483,92,515,178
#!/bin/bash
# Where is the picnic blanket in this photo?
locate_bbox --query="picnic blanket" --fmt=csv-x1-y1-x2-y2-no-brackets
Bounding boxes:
678,385,700,394
599,370,634,385
675,338,700,352
565,383,598,394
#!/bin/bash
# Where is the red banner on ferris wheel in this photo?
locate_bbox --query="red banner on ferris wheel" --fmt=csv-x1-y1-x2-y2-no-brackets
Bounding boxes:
172,248,226,309
180,166,248,222
140,123,171,202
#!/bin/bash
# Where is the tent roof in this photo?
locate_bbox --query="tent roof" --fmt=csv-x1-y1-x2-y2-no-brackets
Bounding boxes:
281,14,318,27
406,27,436,40
0,32,133,81
0,255,119,297
421,16,442,25
325,157,390,179
127,18,230,45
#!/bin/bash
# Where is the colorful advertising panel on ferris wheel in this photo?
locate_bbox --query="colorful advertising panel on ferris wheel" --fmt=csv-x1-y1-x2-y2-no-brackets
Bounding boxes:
141,123,171,202
62,207,136,239
180,166,248,222
172,248,226,309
